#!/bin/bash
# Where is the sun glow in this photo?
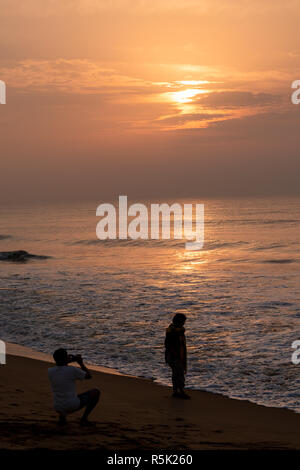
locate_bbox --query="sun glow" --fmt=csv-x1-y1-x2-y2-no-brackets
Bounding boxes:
171,88,208,104
176,80,210,86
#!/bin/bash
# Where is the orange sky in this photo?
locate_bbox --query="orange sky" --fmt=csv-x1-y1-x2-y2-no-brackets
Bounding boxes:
0,0,300,202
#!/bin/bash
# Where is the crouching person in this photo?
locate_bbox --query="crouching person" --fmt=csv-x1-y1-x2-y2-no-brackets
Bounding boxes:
48,348,100,426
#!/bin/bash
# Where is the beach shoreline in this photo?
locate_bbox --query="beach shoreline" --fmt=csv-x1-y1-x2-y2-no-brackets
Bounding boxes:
1,346,300,450
6,341,124,376
6,340,299,414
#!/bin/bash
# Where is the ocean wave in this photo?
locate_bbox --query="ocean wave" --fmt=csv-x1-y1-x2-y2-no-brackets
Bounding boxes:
67,238,248,251
261,259,296,264
258,301,293,308
67,238,183,248
0,234,12,240
204,241,248,250
251,243,286,251
206,219,299,225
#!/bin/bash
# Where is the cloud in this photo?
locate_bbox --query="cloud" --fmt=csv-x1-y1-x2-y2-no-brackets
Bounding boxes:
156,112,229,127
0,59,169,98
0,58,290,138
1,0,298,17
197,91,281,108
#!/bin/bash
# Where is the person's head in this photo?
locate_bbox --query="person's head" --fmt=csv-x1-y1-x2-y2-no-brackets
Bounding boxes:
172,313,186,327
53,348,68,366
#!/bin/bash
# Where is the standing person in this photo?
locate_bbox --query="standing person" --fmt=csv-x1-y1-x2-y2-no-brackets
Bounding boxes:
165,313,190,399
48,348,100,426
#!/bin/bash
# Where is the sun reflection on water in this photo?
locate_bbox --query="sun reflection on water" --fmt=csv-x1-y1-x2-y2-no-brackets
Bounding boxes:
176,249,208,271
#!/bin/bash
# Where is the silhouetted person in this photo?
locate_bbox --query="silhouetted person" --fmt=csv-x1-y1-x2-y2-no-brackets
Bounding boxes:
48,348,100,426
165,313,190,399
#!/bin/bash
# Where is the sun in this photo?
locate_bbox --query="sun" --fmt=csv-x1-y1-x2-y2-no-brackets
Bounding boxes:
171,88,208,104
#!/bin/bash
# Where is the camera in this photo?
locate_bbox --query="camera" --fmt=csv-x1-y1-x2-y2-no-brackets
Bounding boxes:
68,354,81,363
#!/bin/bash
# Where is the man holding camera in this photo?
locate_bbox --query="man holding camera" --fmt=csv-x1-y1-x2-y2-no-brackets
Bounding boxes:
48,348,100,426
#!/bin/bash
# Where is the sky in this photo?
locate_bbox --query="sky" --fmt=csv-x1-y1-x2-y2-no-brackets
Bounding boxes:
0,0,300,203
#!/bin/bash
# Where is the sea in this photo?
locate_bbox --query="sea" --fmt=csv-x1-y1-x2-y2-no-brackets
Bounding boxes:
0,197,299,411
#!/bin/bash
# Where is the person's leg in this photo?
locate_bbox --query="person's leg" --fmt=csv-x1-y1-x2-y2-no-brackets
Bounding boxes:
170,363,178,394
77,389,101,425
172,361,190,399
57,413,67,426
176,363,186,394
81,389,100,424
170,360,183,396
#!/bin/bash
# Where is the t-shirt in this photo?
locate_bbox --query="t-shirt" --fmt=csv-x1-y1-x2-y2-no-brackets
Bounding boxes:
48,365,86,414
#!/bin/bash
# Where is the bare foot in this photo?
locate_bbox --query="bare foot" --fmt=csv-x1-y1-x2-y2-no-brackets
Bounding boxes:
178,392,191,400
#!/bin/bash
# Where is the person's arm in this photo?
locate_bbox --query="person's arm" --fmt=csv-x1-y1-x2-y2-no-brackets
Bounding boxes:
181,336,187,373
165,332,180,361
76,355,92,380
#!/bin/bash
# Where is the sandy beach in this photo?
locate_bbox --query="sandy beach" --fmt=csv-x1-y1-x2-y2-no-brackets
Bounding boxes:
0,347,300,451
